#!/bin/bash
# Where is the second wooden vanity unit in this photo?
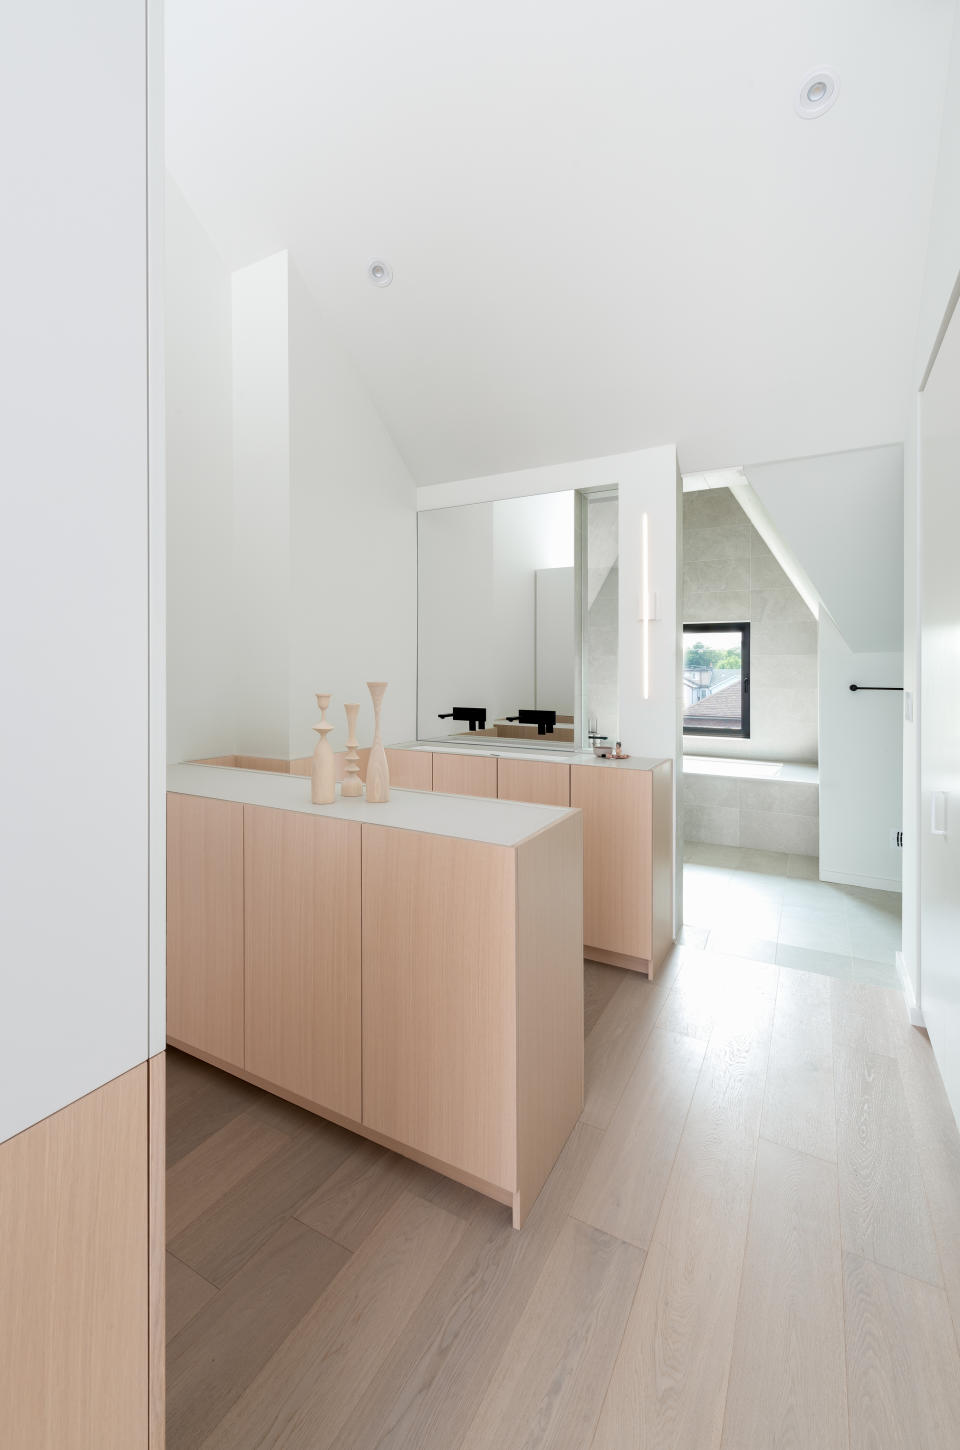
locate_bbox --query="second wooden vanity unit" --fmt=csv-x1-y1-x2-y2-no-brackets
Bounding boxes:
387,743,674,976
167,764,583,1227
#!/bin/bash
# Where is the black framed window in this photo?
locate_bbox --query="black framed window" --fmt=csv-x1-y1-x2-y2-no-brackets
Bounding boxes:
682,622,750,738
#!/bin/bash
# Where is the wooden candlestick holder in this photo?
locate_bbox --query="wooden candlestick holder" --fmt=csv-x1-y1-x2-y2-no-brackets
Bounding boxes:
341,702,363,796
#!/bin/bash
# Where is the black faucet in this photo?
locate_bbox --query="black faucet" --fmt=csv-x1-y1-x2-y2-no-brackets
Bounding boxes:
437,706,487,732
504,709,557,736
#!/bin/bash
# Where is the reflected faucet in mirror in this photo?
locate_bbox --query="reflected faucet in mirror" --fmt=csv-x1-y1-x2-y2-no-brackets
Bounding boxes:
504,709,557,736
437,706,488,732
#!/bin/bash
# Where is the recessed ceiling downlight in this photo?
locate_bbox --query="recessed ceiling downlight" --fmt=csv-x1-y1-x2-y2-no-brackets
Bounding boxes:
368,259,393,287
796,67,840,119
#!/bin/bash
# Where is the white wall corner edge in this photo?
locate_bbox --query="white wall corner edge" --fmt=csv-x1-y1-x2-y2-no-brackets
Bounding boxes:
895,949,925,1027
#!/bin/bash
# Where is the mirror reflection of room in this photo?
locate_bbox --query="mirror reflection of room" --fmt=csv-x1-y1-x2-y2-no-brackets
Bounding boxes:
418,491,577,746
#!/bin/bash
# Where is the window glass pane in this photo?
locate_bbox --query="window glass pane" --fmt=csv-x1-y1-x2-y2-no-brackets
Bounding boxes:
683,627,743,732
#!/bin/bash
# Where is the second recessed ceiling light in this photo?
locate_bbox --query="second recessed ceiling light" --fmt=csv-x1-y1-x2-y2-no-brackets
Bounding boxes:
796,68,840,119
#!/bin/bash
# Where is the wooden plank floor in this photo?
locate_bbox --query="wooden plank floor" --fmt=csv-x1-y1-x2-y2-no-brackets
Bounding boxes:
167,945,960,1449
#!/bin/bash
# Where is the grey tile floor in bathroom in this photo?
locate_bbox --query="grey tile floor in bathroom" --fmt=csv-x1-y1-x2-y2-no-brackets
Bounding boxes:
681,843,902,989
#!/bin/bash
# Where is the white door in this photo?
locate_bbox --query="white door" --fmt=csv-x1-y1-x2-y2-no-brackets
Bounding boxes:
920,296,960,1124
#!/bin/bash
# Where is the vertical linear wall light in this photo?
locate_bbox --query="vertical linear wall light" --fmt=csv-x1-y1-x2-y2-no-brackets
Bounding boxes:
641,511,650,700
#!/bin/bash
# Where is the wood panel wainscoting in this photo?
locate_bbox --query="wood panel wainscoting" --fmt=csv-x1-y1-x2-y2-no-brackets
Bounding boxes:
166,772,584,1228
0,1057,166,1449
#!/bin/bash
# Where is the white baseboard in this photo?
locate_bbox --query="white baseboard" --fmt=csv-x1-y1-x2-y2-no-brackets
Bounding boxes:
895,950,925,1027
819,867,902,893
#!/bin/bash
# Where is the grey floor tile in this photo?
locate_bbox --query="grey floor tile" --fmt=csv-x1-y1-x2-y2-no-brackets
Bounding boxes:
735,849,790,876
787,853,820,879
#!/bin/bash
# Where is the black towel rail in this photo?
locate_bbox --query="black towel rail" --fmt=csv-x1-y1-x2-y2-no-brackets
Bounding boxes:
848,684,904,692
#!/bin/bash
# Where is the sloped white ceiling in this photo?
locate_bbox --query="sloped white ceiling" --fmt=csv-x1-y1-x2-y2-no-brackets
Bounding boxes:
166,0,956,486
744,445,904,652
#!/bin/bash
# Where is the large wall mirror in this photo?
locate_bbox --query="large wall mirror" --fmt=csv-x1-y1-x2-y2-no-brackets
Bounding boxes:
417,487,619,749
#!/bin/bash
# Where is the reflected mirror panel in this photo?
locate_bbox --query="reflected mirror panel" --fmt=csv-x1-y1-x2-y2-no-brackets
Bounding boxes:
583,488,619,751
418,492,578,747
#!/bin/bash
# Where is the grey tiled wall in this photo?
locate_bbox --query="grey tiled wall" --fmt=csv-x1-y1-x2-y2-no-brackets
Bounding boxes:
682,487,818,764
682,772,819,856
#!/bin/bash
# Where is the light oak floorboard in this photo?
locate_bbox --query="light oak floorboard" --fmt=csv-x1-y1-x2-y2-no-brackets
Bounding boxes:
584,959,628,1037
200,1194,465,1450
656,948,778,1044
844,1251,960,1450
720,1139,847,1450
573,1028,705,1249
591,1002,774,1450
835,1044,942,1286
896,1025,960,1151
295,1135,472,1249
460,1218,645,1450
165,960,960,1450
166,1048,259,1167
325,1121,604,1450
583,949,682,1128
166,1111,290,1240
170,1116,357,1287
167,1219,350,1449
830,978,911,1058
165,1254,217,1344
760,969,836,1162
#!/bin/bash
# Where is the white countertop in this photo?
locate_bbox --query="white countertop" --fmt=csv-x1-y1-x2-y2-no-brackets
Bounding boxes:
168,763,576,848
390,740,670,773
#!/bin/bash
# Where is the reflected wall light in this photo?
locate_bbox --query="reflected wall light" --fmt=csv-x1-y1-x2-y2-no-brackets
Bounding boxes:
641,511,650,700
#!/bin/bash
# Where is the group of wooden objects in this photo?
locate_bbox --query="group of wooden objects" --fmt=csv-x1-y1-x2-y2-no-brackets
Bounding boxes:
311,680,390,805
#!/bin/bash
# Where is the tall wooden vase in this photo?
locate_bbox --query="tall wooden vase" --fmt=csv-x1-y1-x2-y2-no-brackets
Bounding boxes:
341,702,363,797
365,681,390,803
311,693,337,804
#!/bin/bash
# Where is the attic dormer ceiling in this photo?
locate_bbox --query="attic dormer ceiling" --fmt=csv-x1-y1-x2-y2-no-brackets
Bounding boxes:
165,0,956,486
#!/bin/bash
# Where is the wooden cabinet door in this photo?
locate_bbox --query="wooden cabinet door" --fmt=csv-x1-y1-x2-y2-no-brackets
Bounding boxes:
385,748,433,791
167,793,244,1066
498,758,570,806
571,766,652,960
361,824,517,1190
244,806,361,1120
432,752,498,798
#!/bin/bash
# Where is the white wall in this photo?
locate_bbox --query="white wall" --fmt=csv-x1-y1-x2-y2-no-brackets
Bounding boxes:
918,292,960,1119
165,179,235,763
746,446,904,654
288,266,417,756
0,0,155,1142
904,2,960,1019
166,245,418,762
818,613,903,892
232,251,292,758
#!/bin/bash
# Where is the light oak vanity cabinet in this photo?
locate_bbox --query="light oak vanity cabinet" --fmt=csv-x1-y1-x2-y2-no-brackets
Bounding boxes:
388,746,675,976
167,793,245,1067
571,760,673,974
243,808,362,1119
166,765,583,1227
432,750,499,798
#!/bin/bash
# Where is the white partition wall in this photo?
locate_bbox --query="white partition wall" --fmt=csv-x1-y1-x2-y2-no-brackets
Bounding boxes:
0,0,157,1143
919,297,960,1122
